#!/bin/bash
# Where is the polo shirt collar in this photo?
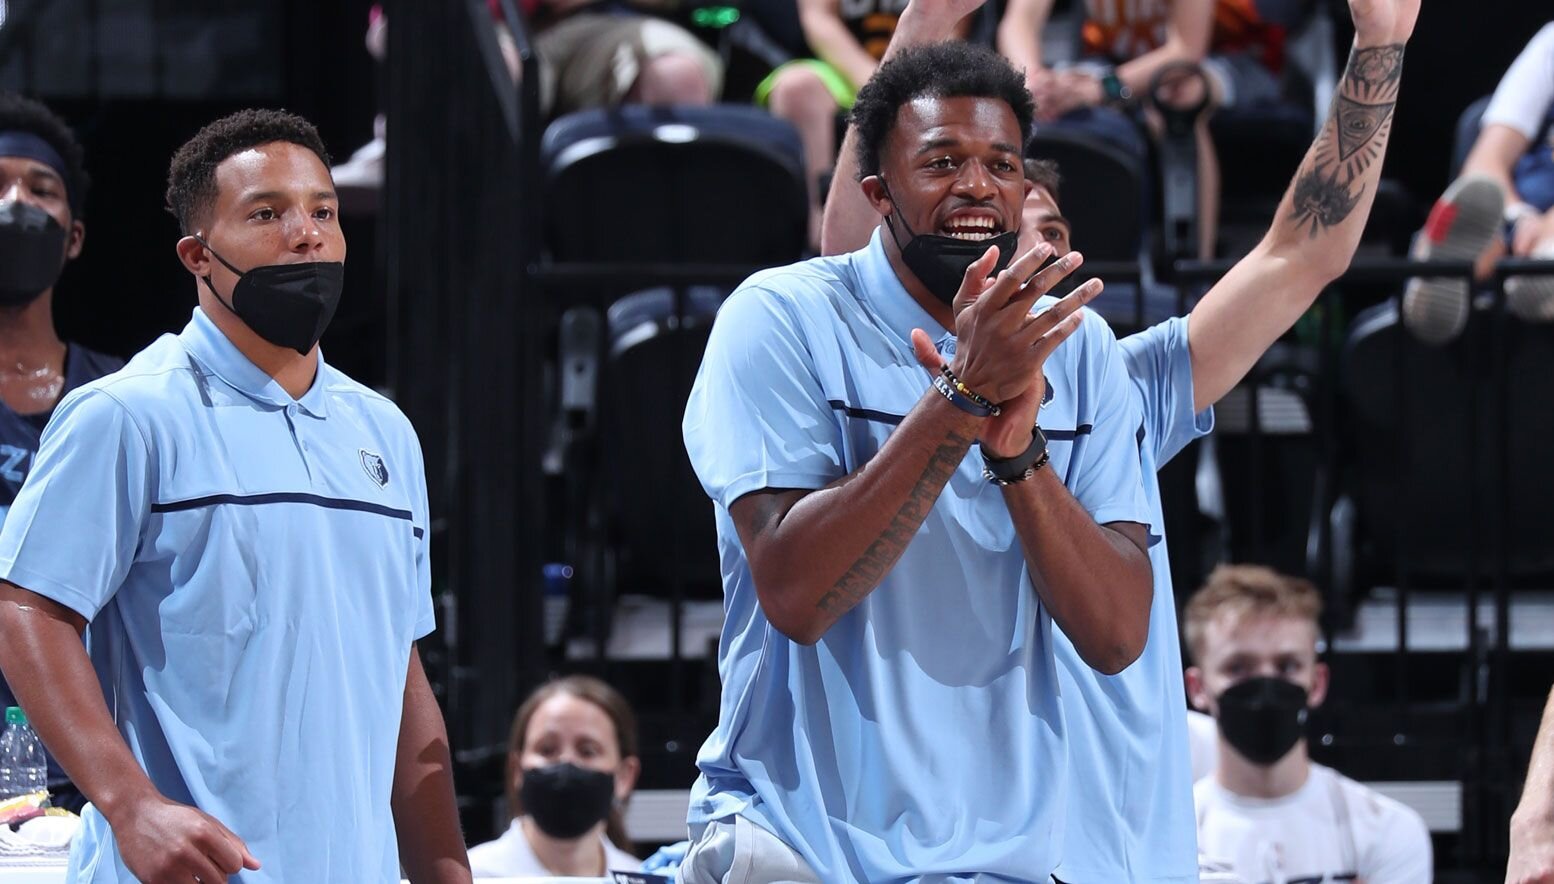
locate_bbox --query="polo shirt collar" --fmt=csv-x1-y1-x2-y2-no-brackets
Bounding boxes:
179,307,330,418
855,227,955,357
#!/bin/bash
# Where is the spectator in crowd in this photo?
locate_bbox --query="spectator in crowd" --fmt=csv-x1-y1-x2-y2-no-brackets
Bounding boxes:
999,0,1287,259
1404,20,1554,344
0,109,468,884
1185,565,1433,884
468,675,642,878
680,38,1156,881
821,0,1415,875
1509,684,1554,883
0,91,122,813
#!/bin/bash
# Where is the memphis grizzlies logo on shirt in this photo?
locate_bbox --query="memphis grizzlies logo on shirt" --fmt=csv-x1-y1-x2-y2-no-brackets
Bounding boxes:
359,449,390,488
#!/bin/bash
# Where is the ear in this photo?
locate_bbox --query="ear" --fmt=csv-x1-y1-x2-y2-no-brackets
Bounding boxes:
175,234,211,277
1308,661,1330,709
66,219,85,261
860,175,892,220
614,756,640,804
1022,177,1034,201
1185,666,1211,713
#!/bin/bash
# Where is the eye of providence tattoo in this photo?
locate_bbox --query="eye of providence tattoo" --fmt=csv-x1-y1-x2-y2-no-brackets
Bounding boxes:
1290,43,1404,237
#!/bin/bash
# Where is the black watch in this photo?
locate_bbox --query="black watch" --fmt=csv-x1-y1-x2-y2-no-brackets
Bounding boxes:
1101,70,1132,105
981,426,1050,485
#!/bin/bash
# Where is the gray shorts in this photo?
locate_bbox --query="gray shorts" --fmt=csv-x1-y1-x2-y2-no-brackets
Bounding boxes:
535,11,723,113
676,814,821,884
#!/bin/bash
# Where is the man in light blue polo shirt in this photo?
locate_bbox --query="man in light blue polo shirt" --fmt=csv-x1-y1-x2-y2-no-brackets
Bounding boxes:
0,110,470,883
679,42,1155,882
815,0,1419,880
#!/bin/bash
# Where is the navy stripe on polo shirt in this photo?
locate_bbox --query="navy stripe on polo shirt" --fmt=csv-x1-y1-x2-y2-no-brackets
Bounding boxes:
0,307,435,883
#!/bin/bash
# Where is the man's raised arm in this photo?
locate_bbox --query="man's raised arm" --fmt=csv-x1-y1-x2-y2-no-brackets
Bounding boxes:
1187,0,1419,412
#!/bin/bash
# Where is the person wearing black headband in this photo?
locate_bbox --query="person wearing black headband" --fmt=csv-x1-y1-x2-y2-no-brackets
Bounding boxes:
0,93,121,490
0,91,122,815
1184,565,1432,883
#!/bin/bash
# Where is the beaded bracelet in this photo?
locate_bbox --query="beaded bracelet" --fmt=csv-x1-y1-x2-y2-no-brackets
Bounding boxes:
938,364,999,413
932,375,998,418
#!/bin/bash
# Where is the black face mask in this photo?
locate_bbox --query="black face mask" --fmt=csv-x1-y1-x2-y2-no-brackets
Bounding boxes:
881,182,1018,306
521,762,617,839
195,236,344,356
0,202,67,306
1216,676,1310,766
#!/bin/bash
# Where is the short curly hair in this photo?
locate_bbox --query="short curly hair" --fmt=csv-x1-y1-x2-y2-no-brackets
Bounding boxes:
849,42,1035,180
165,108,332,235
0,92,91,217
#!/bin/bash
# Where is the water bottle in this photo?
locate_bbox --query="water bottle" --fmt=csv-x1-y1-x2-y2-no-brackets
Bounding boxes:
0,706,47,801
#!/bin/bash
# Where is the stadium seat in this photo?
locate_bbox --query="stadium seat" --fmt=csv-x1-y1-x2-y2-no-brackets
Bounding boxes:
1331,301,1554,599
539,104,808,270
1029,127,1148,265
598,286,728,602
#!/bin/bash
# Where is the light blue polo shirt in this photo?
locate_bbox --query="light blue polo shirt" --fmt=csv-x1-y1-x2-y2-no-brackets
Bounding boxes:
0,307,435,883
682,229,1152,882
1053,315,1214,884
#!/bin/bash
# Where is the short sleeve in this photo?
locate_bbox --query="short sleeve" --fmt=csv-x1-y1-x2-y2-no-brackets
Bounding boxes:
1482,23,1554,141
1120,315,1215,468
683,286,848,509
0,388,153,621
1360,795,1434,884
1066,311,1152,528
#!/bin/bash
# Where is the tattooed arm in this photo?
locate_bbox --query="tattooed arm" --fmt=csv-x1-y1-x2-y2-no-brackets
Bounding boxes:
1186,0,1419,413
728,393,981,646
728,248,1097,648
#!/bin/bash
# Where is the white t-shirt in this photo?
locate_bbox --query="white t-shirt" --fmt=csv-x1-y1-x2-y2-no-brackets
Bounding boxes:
1187,708,1219,783
1194,763,1434,884
1482,22,1554,141
467,819,641,878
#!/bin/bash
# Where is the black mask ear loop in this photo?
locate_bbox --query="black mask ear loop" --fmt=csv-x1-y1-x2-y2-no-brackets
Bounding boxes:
877,178,920,252
192,234,245,317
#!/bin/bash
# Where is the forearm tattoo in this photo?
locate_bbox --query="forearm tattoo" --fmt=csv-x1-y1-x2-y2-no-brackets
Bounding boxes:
1290,43,1404,236
815,432,972,615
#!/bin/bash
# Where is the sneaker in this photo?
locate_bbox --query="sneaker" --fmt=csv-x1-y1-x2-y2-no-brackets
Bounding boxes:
1402,174,1505,344
1506,239,1554,322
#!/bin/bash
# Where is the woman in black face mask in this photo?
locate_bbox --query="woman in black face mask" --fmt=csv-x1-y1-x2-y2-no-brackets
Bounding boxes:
467,675,642,878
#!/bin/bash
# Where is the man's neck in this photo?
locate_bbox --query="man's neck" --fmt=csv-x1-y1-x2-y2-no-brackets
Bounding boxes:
0,290,64,361
200,294,318,400
1216,738,1312,799
881,224,955,332
520,817,606,877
